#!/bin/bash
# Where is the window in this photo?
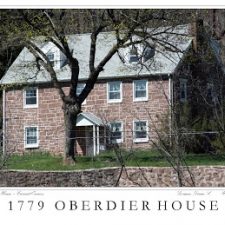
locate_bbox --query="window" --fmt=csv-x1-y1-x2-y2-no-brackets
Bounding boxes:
129,46,139,63
133,120,148,142
142,46,155,62
25,126,39,148
108,81,122,103
76,83,86,104
207,83,218,103
110,122,123,143
133,80,148,101
180,79,187,102
47,52,55,67
24,87,38,108
207,83,213,100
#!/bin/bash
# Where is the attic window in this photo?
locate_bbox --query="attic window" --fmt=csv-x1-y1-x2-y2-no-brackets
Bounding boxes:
46,52,55,67
129,46,139,63
142,46,155,62
128,43,155,64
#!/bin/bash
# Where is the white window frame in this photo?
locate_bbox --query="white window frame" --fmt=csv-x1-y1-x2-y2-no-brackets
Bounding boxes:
110,121,123,144
23,87,38,109
107,81,122,103
133,120,149,143
179,79,187,102
42,43,61,70
129,46,139,63
133,79,148,102
77,83,86,105
24,126,39,148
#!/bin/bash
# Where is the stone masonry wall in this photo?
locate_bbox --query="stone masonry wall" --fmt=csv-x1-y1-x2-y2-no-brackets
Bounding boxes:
5,78,169,155
0,166,225,187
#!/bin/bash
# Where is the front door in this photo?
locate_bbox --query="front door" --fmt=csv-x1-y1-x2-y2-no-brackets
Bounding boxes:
85,126,93,156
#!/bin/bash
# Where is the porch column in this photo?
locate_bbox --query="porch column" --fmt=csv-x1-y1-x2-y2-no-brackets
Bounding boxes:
93,125,96,156
96,126,100,155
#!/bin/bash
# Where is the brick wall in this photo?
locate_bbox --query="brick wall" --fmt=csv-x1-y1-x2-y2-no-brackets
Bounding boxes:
5,88,65,155
0,166,225,187
5,78,169,155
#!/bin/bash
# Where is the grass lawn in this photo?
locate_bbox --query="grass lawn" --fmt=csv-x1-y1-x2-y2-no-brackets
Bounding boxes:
3,149,225,171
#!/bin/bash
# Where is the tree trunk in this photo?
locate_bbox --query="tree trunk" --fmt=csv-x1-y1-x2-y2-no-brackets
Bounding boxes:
63,103,80,164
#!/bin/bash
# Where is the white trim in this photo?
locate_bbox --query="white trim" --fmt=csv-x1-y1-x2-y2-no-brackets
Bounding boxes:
123,41,144,65
129,54,139,64
96,126,100,155
24,126,39,149
23,87,38,109
93,125,96,156
133,79,148,102
133,120,149,143
43,42,61,70
107,81,122,103
76,117,94,126
110,121,123,144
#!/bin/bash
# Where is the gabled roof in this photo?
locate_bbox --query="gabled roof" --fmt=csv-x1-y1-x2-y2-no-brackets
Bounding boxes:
0,24,193,85
76,112,104,126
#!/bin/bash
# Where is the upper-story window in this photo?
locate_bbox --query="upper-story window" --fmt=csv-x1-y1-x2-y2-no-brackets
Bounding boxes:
110,121,123,144
46,52,55,67
107,81,122,103
24,87,38,108
179,79,187,102
76,83,86,104
133,80,148,101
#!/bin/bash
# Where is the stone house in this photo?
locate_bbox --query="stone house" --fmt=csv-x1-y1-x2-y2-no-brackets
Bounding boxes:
1,23,218,156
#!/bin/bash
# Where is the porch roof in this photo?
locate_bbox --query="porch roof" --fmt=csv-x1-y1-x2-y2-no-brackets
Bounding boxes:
76,112,104,127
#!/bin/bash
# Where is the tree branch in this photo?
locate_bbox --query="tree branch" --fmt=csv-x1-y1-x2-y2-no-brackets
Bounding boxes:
25,40,66,101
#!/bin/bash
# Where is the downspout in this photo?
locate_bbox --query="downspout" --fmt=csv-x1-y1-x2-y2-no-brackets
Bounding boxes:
169,74,174,111
2,88,6,156
168,74,173,143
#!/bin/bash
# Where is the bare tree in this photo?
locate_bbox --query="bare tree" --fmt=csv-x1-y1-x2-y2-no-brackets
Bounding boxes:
1,9,202,164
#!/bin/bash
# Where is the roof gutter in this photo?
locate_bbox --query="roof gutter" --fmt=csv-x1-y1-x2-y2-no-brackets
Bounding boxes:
1,73,171,87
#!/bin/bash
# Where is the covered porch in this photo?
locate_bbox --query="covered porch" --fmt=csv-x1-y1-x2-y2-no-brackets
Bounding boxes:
76,112,106,156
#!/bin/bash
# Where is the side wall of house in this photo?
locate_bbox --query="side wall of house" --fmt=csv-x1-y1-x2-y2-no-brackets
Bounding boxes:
5,78,169,155
5,88,65,155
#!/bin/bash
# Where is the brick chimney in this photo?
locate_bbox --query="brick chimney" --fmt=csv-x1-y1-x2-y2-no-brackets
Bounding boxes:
190,19,205,52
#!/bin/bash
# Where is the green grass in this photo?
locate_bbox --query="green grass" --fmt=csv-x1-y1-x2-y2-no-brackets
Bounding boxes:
2,149,225,171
